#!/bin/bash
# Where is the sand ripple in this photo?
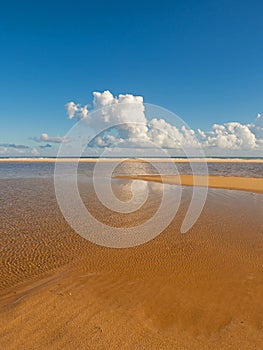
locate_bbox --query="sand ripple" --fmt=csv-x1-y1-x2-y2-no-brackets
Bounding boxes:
0,177,263,349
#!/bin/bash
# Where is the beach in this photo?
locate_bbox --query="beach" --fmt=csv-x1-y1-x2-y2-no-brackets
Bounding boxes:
0,161,263,349
2,0,263,347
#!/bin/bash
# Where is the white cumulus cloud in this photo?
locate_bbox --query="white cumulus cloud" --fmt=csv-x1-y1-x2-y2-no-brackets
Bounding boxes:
66,90,200,150
198,122,257,150
34,133,69,143
65,90,263,153
65,102,89,120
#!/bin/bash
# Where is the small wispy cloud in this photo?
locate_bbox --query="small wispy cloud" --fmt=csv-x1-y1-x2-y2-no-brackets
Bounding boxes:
0,143,30,149
0,143,40,156
33,133,69,143
38,143,52,149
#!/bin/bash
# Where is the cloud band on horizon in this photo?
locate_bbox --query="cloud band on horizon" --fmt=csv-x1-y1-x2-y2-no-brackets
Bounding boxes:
65,90,263,153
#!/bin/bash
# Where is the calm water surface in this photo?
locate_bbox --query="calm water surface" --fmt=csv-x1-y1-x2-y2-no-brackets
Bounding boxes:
0,161,262,179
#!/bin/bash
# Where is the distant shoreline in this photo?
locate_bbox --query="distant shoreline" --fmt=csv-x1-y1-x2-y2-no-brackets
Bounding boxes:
0,157,263,163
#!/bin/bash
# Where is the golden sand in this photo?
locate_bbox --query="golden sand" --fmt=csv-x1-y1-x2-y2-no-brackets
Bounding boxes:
116,174,263,194
0,178,263,349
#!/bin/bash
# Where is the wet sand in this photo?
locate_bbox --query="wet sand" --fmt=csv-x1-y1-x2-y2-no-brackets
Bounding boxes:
0,177,263,349
116,174,263,194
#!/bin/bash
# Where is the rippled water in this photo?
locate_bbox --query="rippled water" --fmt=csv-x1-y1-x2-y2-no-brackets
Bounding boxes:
0,161,262,179
0,160,262,291
1,160,263,350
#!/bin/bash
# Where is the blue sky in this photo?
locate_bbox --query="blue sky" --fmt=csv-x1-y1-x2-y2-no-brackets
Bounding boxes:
0,0,263,156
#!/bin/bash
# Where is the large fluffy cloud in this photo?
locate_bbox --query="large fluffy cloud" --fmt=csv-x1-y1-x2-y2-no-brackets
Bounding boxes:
197,114,263,150
66,90,199,150
86,91,148,143
66,90,263,152
148,119,198,148
198,122,257,150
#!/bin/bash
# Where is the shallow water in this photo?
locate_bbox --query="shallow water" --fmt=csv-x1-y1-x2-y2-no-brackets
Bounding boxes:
0,173,263,289
0,161,263,349
0,160,263,179
0,161,262,288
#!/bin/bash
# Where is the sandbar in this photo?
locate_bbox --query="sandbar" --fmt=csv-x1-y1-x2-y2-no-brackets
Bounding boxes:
116,174,263,194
